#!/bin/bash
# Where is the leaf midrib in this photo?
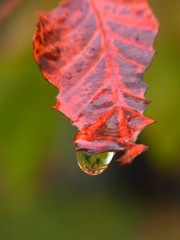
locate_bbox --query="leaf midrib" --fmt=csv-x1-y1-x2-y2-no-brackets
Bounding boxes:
90,0,118,103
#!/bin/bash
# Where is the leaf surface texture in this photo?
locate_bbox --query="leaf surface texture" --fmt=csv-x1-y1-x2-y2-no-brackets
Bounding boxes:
33,0,159,164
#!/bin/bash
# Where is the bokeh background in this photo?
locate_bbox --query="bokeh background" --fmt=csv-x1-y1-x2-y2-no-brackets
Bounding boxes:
0,0,180,239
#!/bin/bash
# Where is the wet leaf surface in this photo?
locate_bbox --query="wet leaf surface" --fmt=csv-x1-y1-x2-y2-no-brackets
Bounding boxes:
33,0,159,165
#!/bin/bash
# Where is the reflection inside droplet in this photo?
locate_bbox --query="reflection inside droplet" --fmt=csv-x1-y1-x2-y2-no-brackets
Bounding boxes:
76,151,114,176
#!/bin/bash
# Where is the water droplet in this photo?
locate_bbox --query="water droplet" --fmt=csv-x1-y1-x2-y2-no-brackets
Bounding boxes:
76,67,81,73
76,151,114,176
66,74,72,79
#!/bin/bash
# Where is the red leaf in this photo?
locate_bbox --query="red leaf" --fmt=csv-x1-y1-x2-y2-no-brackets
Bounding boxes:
33,0,159,165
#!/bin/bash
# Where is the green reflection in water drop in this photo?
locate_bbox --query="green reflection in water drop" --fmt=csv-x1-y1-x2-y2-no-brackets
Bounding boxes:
76,151,114,176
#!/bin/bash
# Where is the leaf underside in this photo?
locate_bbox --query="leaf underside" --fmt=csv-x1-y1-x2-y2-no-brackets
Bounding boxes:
33,0,159,165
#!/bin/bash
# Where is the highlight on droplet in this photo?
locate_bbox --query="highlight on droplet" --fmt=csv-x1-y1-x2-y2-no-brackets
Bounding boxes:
76,151,114,176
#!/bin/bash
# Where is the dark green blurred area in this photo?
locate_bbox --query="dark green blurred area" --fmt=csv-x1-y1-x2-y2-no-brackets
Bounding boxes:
0,0,180,239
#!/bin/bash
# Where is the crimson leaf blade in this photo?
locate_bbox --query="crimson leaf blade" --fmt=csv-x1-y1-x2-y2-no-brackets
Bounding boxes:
33,0,159,165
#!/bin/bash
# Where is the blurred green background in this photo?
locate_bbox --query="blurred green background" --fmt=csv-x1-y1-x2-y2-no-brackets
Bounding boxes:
0,0,180,239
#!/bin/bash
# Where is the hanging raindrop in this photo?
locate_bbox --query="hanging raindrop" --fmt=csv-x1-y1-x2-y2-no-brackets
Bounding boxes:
76,151,114,176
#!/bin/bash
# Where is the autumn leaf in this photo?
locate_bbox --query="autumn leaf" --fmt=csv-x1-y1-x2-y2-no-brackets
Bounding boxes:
33,0,159,165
